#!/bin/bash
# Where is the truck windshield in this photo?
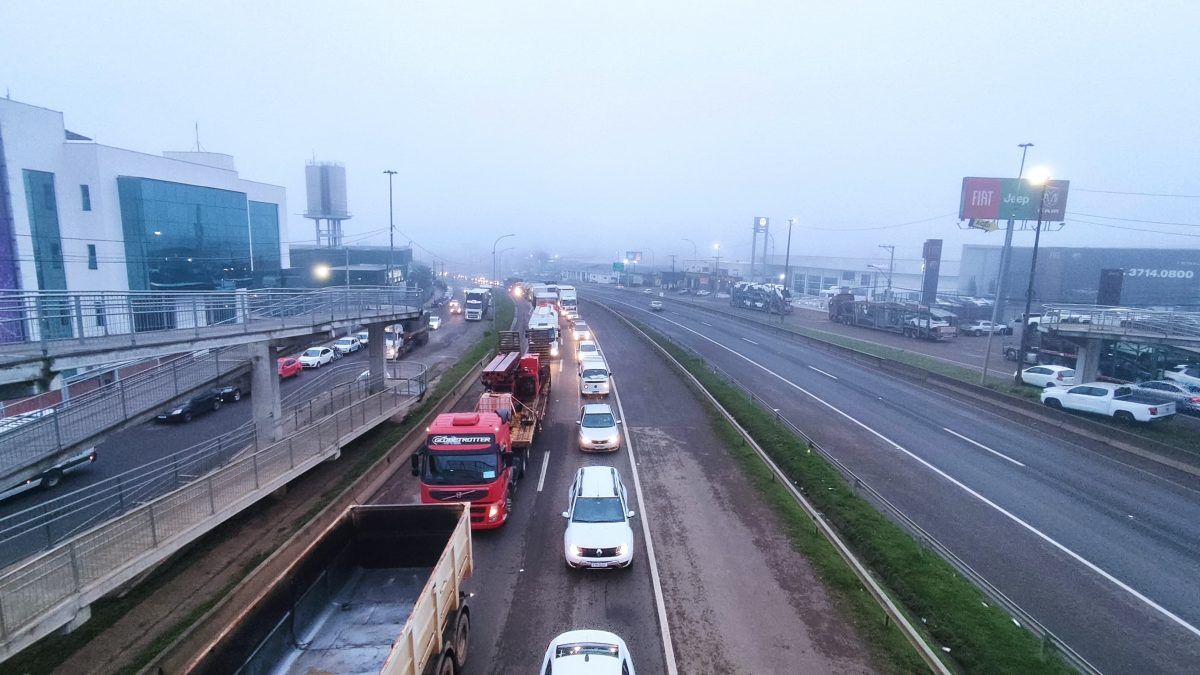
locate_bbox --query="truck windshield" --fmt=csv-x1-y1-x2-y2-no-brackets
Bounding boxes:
571,497,625,523
423,452,500,485
581,413,615,428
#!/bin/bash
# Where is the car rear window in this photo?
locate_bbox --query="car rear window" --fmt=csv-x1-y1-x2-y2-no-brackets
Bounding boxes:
1062,370,1076,378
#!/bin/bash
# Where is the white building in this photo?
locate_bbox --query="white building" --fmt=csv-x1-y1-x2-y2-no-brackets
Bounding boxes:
0,97,289,300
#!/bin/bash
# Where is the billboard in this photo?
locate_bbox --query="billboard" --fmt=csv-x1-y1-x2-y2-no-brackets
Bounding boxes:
960,177,1070,222
753,216,769,233
625,251,642,263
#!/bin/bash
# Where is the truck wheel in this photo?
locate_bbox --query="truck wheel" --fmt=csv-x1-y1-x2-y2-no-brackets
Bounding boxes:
974,330,983,337
42,469,63,489
427,653,454,675
1045,398,1062,409
452,610,470,670
1115,410,1135,425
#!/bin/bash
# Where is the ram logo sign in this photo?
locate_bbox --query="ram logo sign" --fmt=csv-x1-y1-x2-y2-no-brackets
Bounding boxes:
960,177,1070,222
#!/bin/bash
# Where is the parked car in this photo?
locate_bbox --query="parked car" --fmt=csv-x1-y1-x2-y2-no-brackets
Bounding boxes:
277,357,302,379
1164,364,1200,388
649,300,663,311
213,384,243,402
354,330,370,346
429,315,442,330
573,321,592,341
642,288,654,294
299,347,335,369
155,389,225,423
540,630,636,675
1019,365,1076,388
1131,380,1200,415
960,320,1011,336
333,337,362,355
696,289,712,297
562,466,635,569
1040,382,1176,423
676,288,690,295
577,403,621,452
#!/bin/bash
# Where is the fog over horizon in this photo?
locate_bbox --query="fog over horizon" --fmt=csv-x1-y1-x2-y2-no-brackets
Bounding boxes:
4,1,1198,271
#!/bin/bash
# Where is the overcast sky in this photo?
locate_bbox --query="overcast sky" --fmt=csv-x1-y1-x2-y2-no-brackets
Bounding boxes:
3,1,1199,271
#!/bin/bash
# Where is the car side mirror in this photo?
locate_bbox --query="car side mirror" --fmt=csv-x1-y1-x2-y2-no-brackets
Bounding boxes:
561,511,570,519
616,420,622,424
575,420,581,425
410,453,421,477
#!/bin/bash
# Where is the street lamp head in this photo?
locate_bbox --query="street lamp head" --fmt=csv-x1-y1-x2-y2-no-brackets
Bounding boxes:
314,264,331,281
1026,167,1052,186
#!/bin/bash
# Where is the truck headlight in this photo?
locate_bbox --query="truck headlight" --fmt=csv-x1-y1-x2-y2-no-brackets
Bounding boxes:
487,502,501,522
550,344,559,356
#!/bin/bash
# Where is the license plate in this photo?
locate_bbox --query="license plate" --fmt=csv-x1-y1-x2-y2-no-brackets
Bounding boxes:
588,561,610,568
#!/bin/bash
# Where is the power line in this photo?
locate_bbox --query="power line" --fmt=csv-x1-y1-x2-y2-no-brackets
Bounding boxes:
1067,212,1200,228
803,213,956,232
1075,187,1200,199
1067,217,1200,239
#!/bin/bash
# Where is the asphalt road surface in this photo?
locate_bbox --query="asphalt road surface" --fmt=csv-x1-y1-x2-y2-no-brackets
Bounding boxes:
373,301,878,673
586,286,1200,675
0,308,484,565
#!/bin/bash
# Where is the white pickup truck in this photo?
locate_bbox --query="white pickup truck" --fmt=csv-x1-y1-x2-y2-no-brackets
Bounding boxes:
1040,382,1176,423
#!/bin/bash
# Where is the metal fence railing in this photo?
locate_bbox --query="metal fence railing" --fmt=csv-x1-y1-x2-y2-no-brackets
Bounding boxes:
649,329,1100,674
0,346,249,483
0,366,425,648
0,286,423,352
0,363,427,570
1041,304,1200,343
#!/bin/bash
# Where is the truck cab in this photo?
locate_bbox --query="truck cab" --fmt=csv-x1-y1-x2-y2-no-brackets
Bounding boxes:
414,412,516,529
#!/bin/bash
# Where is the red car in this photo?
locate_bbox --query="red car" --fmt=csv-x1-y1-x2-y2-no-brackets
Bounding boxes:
277,357,302,379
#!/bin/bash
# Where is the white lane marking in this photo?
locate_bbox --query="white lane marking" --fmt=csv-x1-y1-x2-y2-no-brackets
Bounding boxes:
700,321,713,327
537,450,551,492
942,427,1026,467
608,373,679,673
740,337,758,345
807,365,839,380
605,298,1200,639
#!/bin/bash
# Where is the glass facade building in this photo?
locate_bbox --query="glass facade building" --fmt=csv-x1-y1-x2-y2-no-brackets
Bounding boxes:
22,170,67,292
118,177,281,291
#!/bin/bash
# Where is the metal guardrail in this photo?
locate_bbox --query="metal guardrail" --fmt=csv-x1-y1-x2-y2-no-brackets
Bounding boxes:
0,364,427,569
596,298,1100,674
0,286,423,352
0,366,425,654
1041,304,1200,343
0,346,249,482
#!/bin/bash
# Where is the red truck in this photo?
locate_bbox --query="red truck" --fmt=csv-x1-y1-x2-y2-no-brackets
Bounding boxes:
412,334,550,530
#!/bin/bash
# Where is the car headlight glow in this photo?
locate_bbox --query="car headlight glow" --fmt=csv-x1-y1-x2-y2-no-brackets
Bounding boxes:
607,434,620,444
570,544,584,557
550,344,559,356
171,408,182,415
615,544,628,556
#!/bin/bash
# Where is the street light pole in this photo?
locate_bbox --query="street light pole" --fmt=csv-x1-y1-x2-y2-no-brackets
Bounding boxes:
878,245,895,301
491,233,515,330
1015,177,1050,385
713,243,721,294
783,218,794,322
980,142,1033,384
383,169,397,286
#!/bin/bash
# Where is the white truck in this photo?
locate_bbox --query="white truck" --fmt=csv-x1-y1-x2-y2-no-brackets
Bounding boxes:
187,504,473,675
1040,382,1176,423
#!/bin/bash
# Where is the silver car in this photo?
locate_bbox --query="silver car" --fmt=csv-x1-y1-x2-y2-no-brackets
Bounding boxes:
1131,380,1200,415
577,403,621,452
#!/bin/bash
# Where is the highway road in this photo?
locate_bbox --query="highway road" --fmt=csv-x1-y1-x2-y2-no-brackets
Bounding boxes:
0,306,484,567
374,300,879,673
586,285,1200,675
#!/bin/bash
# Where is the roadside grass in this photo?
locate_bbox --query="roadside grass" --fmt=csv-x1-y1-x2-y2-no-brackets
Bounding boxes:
2,297,511,674
644,325,1073,675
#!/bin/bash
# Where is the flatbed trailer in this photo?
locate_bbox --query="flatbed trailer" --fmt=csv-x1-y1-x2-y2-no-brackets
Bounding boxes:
829,294,957,341
478,350,550,449
187,504,473,675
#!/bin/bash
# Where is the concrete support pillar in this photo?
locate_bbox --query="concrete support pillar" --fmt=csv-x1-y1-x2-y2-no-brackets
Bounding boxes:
250,342,282,447
367,322,388,394
1075,338,1103,383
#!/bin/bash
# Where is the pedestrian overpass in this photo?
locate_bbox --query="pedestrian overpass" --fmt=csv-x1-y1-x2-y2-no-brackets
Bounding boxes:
1040,305,1200,381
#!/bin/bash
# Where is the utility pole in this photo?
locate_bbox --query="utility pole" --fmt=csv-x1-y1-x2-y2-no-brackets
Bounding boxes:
878,245,895,300
1015,177,1050,385
980,142,1033,384
384,169,397,286
713,243,721,294
783,218,794,322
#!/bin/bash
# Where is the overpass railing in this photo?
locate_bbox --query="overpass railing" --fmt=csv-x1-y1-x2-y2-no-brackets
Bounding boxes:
0,286,423,349
0,363,426,658
1041,304,1200,342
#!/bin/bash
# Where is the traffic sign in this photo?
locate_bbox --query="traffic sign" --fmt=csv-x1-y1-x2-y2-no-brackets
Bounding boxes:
612,262,625,272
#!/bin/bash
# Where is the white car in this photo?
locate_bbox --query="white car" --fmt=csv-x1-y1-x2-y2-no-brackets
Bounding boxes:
1165,364,1200,388
696,289,712,297
354,331,370,346
575,339,600,360
298,347,334,369
563,466,635,569
579,357,611,397
1019,365,1076,388
577,403,621,452
960,320,1010,336
540,630,636,675
429,315,442,330
649,300,663,311
333,337,362,354
573,321,592,341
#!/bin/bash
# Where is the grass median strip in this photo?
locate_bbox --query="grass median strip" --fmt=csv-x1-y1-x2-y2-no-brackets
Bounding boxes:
4,296,513,674
640,323,1072,674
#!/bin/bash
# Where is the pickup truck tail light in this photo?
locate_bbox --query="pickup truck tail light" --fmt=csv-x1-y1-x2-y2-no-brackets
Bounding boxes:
1056,372,1064,380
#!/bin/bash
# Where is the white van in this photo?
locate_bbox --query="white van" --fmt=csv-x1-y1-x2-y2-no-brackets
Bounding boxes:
579,355,611,398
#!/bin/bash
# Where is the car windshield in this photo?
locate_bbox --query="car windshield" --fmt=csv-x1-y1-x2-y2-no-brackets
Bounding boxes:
579,344,597,352
575,323,589,330
555,642,619,659
303,348,321,357
581,412,615,428
572,497,625,523
336,338,352,344
582,368,608,379
423,451,500,485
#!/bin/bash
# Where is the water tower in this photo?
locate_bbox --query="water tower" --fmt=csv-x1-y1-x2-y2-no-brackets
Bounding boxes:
304,161,351,247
